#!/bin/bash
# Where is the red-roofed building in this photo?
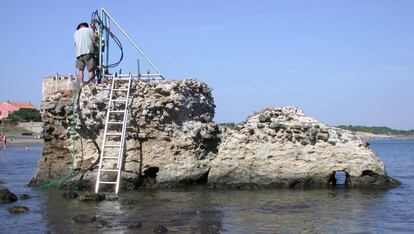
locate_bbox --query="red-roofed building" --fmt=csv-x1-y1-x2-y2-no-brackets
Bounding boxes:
0,101,37,122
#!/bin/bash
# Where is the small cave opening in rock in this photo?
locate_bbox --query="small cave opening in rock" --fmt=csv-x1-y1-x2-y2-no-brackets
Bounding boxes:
328,171,351,188
137,167,159,189
361,170,378,177
143,167,159,179
195,170,209,184
178,170,210,186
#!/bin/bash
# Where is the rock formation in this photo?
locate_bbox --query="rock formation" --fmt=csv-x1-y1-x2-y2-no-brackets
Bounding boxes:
0,187,18,203
209,107,399,188
30,79,399,190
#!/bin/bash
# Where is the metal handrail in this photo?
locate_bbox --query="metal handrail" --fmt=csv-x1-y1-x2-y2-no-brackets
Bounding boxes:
99,8,164,79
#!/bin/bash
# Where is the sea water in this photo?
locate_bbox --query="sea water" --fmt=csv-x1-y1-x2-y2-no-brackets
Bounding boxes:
0,139,413,233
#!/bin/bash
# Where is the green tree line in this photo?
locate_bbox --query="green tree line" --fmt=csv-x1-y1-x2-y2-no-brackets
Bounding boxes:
5,109,41,124
337,125,414,136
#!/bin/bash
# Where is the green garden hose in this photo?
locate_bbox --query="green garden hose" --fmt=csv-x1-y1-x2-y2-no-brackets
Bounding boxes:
38,91,79,188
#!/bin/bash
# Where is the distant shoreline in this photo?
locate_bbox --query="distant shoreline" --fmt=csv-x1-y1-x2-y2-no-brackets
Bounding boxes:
1,135,43,147
356,131,414,140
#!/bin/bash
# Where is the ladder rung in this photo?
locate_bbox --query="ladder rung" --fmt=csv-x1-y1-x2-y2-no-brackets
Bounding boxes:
104,144,121,147
100,169,119,172
107,121,123,124
113,88,129,91
96,76,132,194
112,77,131,81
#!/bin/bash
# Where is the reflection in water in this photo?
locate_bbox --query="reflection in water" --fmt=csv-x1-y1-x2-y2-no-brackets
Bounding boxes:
41,188,224,233
39,187,388,233
1,140,414,233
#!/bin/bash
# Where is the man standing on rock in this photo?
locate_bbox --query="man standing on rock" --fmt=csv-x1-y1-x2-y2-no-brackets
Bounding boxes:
74,22,98,86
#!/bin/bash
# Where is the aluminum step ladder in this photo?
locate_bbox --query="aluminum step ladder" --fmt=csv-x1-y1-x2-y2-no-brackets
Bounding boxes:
95,74,132,194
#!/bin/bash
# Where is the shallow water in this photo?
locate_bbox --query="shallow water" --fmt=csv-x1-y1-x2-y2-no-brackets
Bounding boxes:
0,139,413,233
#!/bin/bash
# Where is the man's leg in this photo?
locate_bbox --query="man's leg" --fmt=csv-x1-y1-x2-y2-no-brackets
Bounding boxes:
88,69,95,81
78,69,84,85
76,56,85,86
86,54,97,83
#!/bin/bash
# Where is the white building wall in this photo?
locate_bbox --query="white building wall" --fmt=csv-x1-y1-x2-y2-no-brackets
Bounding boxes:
42,74,80,100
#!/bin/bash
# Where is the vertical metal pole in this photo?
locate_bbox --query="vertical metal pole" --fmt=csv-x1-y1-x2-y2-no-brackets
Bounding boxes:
137,59,140,80
101,8,163,76
99,8,104,80
105,15,110,73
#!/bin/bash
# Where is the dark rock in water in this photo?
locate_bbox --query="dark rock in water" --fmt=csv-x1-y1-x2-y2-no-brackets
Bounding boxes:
73,214,96,223
20,194,31,200
63,190,78,199
128,221,143,229
0,187,18,203
352,174,401,188
153,225,168,233
78,192,105,202
123,199,138,205
9,206,29,214
95,220,111,228
104,194,118,201
201,225,222,234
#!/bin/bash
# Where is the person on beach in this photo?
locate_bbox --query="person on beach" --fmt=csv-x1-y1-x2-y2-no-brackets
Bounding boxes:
74,22,98,86
2,134,6,150
0,133,3,150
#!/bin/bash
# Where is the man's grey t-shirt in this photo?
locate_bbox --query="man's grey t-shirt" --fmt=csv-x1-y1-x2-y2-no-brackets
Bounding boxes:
74,27,95,57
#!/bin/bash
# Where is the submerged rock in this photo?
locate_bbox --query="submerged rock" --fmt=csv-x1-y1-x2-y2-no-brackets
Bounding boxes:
20,194,31,200
104,194,118,201
62,190,78,199
73,214,96,223
9,206,29,214
153,225,168,233
123,199,139,205
127,221,143,229
0,187,18,203
78,192,105,202
95,220,111,228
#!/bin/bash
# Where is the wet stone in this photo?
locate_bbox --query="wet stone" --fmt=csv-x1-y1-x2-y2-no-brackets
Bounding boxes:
20,194,31,200
104,194,118,201
78,192,105,202
96,220,111,228
123,199,138,205
0,187,18,203
9,206,29,214
153,224,168,233
128,221,143,229
63,190,78,199
73,214,96,223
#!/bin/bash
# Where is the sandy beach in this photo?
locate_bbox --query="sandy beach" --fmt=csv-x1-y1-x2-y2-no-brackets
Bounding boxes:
1,135,43,147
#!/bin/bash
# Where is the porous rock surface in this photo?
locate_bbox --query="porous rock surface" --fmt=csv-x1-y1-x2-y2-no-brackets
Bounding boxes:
30,79,399,190
30,79,218,189
209,107,399,188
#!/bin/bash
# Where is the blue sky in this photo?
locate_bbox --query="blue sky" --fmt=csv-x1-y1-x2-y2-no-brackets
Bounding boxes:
0,1,413,129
